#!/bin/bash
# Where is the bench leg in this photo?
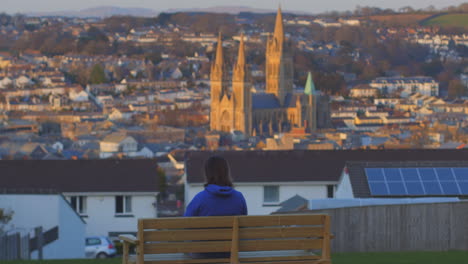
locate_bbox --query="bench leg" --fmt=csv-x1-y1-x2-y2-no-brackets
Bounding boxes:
122,241,129,264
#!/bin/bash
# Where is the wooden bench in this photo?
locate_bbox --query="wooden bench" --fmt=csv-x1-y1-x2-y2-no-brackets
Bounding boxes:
119,214,332,264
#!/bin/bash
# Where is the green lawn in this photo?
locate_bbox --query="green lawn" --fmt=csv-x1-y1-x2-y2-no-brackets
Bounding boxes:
4,251,468,264
422,13,468,27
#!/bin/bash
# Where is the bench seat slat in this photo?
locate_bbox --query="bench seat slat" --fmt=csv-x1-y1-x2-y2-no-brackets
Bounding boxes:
129,250,321,264
144,241,231,254
243,261,330,264
143,227,324,242
238,215,325,227
143,239,322,254
142,217,235,229
144,229,232,241
130,254,229,264
240,239,323,252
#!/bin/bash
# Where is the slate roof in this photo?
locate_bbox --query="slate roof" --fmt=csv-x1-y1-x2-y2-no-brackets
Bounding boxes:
0,159,159,193
273,195,309,213
185,150,468,184
252,93,281,110
347,160,468,198
283,93,299,108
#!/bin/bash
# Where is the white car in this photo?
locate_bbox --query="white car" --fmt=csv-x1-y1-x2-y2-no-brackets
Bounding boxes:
85,236,117,258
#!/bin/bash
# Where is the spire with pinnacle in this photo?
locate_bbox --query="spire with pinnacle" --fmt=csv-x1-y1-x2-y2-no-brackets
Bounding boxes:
237,33,246,68
273,5,284,45
304,72,316,96
215,32,224,69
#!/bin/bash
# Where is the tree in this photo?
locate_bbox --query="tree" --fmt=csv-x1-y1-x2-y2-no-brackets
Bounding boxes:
89,64,107,85
0,208,13,234
157,167,168,202
448,80,466,99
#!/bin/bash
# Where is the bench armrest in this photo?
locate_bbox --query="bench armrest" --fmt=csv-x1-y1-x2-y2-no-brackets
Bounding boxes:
119,234,139,245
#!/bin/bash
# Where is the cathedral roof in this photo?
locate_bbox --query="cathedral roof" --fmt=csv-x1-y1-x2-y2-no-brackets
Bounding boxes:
252,93,281,110
284,93,300,108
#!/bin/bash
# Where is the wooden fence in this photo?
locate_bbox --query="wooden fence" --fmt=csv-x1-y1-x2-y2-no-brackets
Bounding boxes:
302,202,468,253
0,232,30,260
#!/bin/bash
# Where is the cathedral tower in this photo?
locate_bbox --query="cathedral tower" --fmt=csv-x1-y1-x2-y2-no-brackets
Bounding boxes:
266,6,294,106
232,34,252,135
210,33,227,131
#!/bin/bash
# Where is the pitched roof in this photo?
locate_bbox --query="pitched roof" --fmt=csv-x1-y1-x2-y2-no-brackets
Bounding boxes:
185,150,468,184
102,133,129,143
0,160,159,193
252,93,281,109
347,160,468,198
274,195,308,213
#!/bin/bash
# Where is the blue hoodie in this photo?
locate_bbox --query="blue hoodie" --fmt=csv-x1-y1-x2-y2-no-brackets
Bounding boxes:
184,184,248,217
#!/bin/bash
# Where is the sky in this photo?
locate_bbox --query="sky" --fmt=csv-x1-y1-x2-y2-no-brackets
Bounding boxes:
1,0,466,14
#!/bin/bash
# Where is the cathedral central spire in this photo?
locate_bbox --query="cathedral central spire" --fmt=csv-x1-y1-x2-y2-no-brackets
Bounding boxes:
273,6,284,44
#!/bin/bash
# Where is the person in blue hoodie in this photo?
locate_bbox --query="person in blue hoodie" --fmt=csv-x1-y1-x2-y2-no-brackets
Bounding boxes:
184,155,247,259
184,155,248,217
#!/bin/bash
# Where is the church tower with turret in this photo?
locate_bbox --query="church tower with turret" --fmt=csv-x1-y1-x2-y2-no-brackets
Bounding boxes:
265,6,294,106
210,33,227,132
232,34,252,135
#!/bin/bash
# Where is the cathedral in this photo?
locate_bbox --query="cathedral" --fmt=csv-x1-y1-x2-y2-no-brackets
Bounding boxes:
210,7,331,136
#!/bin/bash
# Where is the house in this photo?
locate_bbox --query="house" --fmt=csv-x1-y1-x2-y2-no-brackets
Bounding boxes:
370,76,439,97
349,85,379,98
338,159,468,199
0,159,159,237
185,149,468,215
99,133,138,158
0,191,86,259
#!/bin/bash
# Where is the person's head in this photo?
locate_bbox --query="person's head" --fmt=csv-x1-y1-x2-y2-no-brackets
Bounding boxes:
204,156,233,187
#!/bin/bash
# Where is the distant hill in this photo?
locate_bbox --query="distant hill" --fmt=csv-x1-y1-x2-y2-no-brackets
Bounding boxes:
364,14,433,26
29,6,158,18
165,6,275,14
422,13,468,28
28,5,312,18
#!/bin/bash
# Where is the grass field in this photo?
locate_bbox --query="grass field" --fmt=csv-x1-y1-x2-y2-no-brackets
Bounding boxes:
422,13,468,28
4,251,468,264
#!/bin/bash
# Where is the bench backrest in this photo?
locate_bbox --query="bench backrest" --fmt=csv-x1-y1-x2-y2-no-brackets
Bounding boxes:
137,214,330,263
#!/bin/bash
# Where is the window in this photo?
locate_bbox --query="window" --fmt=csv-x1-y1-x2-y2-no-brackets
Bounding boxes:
70,196,87,215
85,238,101,246
263,186,279,204
327,185,335,198
115,195,132,214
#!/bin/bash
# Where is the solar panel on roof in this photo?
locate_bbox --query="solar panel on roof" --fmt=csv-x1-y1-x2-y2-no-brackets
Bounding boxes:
365,167,468,196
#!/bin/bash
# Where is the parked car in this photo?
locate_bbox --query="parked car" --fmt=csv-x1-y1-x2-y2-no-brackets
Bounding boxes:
85,236,116,258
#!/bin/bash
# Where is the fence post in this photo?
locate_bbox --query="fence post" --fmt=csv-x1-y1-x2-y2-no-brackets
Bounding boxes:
16,233,21,260
34,227,43,260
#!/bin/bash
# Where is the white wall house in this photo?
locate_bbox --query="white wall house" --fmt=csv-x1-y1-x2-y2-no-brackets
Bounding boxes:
0,193,86,259
185,151,343,216
186,182,337,215
63,192,157,237
0,160,160,239
185,150,468,215
99,134,138,158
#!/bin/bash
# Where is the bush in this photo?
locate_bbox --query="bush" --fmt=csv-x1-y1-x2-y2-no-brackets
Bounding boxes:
113,240,136,255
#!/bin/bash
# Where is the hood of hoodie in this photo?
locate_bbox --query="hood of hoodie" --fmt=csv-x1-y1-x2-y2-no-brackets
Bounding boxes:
205,184,234,196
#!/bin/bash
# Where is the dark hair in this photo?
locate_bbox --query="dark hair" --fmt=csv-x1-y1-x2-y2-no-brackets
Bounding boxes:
204,156,233,187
